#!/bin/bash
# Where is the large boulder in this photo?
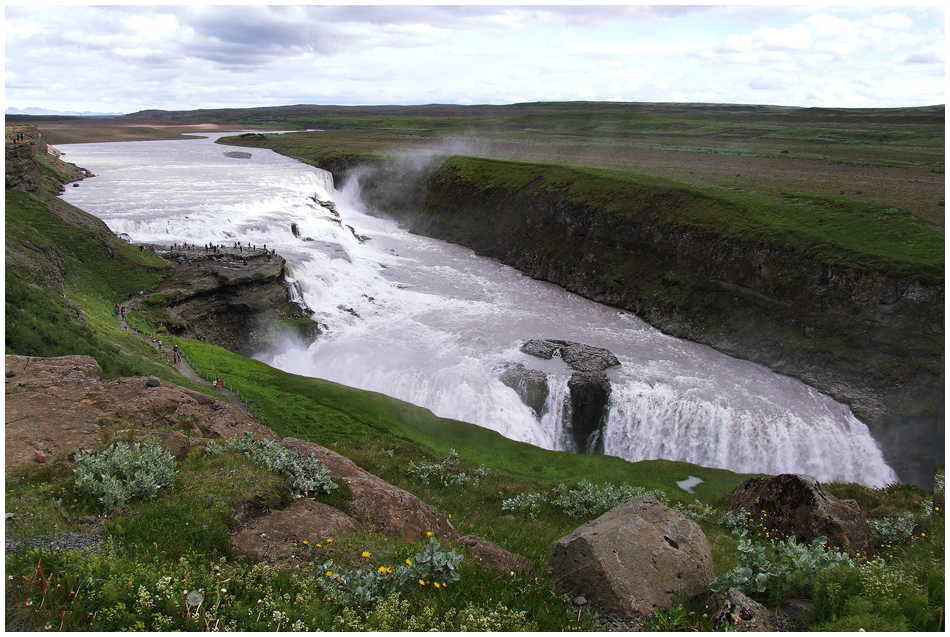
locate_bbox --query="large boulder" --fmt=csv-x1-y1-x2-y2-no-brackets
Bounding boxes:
727,474,873,558
279,437,456,542
547,497,714,619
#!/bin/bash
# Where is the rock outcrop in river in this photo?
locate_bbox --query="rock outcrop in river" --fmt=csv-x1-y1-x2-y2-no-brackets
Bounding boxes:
509,339,621,453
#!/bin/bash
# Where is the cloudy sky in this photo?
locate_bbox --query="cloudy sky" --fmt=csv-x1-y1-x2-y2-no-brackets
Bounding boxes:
4,4,945,114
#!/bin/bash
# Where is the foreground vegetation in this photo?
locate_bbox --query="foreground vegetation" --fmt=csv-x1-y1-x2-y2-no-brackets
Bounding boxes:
5,426,943,631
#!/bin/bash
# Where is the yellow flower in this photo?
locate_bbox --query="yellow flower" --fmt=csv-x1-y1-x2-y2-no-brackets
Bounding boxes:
406,559,412,566
418,579,425,586
379,566,387,573
326,571,332,577
442,582,447,587
302,540,309,545
427,532,434,537
327,538,333,543
448,514,452,518
362,551,371,558
316,544,322,548
922,532,927,537
434,582,441,589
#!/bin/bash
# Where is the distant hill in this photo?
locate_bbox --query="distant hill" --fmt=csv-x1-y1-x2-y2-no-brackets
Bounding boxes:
6,107,124,118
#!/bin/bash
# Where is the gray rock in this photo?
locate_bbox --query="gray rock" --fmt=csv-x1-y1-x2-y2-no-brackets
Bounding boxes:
567,371,611,453
521,339,620,372
728,473,873,558
5,370,15,378
460,535,529,575
499,363,550,417
145,376,161,387
782,598,815,625
548,497,714,619
712,588,775,631
559,343,620,373
521,339,561,360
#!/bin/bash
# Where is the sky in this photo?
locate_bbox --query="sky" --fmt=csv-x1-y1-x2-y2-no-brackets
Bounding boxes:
4,4,946,114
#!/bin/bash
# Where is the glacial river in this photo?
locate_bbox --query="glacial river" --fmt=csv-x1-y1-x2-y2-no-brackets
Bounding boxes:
59,133,897,486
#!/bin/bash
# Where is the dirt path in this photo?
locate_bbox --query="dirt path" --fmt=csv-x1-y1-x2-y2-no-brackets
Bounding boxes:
116,294,249,412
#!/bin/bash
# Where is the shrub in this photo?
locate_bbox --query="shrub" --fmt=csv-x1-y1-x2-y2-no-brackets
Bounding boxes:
549,479,667,519
711,534,853,599
315,536,463,607
406,448,491,489
715,507,751,537
501,492,548,520
868,512,917,544
207,436,337,496
73,442,176,511
671,499,716,523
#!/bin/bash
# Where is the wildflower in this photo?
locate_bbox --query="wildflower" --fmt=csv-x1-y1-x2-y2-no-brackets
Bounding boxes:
316,544,322,548
922,532,927,537
427,531,434,537
434,582,441,589
326,571,333,577
419,579,425,586
302,540,309,545
327,538,333,543
362,551,371,558
406,559,412,566
379,566,387,573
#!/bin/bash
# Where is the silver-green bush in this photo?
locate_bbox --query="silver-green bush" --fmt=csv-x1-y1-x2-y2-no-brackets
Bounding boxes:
73,442,177,511
207,436,337,495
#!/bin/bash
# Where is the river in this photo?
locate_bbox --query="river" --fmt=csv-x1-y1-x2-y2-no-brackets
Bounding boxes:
59,133,897,486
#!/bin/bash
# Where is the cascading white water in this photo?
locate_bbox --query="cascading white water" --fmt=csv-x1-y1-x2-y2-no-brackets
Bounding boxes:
58,134,898,487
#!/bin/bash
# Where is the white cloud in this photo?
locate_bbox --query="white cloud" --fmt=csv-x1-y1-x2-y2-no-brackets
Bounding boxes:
3,5,945,111
755,24,814,51
871,13,913,30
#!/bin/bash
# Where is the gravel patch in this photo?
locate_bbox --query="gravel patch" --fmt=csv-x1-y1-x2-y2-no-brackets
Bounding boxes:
6,532,107,557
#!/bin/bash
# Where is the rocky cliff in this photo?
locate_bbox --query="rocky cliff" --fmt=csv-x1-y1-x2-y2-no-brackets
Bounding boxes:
353,156,944,486
143,246,321,357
